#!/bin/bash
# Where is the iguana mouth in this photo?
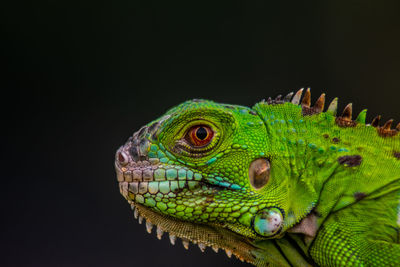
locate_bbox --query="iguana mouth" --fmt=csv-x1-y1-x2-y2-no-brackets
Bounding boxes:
115,146,221,204
114,128,260,264
115,153,258,264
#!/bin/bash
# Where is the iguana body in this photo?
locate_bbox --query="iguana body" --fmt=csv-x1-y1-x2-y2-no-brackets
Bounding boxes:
115,89,400,266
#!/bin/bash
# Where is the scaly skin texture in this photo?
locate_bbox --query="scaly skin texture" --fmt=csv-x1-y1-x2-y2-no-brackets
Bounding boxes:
115,89,400,266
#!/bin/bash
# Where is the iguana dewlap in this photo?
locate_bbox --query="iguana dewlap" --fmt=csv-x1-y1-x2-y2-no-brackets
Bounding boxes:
115,89,400,266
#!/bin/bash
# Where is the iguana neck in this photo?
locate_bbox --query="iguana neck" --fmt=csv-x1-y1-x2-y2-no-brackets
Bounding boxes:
253,101,400,228
249,101,400,266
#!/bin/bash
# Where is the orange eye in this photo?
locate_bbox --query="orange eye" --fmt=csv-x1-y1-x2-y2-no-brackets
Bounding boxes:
187,125,214,147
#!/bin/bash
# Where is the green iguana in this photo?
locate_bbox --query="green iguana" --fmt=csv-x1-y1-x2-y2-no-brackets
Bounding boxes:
115,89,400,266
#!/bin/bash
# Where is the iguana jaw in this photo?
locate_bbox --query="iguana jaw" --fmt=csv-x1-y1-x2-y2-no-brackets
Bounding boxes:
115,141,259,263
116,152,262,263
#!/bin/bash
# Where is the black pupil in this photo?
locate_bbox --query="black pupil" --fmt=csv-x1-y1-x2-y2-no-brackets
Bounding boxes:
196,127,208,140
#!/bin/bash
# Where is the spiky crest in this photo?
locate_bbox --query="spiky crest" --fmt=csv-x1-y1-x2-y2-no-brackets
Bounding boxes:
261,88,399,137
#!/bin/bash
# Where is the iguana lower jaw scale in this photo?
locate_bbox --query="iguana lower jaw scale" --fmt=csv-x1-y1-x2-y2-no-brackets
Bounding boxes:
130,202,256,264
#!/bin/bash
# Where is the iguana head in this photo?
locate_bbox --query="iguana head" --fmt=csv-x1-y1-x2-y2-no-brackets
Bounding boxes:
115,94,322,263
116,90,400,265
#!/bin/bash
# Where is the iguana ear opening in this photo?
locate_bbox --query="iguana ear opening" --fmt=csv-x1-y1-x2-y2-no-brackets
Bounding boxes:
249,158,270,189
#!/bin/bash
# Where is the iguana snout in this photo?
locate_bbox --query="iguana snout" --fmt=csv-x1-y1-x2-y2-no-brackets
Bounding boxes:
115,116,207,207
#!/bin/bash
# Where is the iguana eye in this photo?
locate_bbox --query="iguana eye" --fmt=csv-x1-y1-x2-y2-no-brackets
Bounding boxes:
186,125,214,147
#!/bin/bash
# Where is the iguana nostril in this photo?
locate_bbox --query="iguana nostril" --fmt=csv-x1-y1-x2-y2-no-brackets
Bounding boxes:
253,208,283,237
248,158,270,189
117,151,129,166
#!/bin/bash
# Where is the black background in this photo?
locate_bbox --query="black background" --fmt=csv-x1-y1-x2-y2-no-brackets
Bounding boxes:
2,1,400,266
